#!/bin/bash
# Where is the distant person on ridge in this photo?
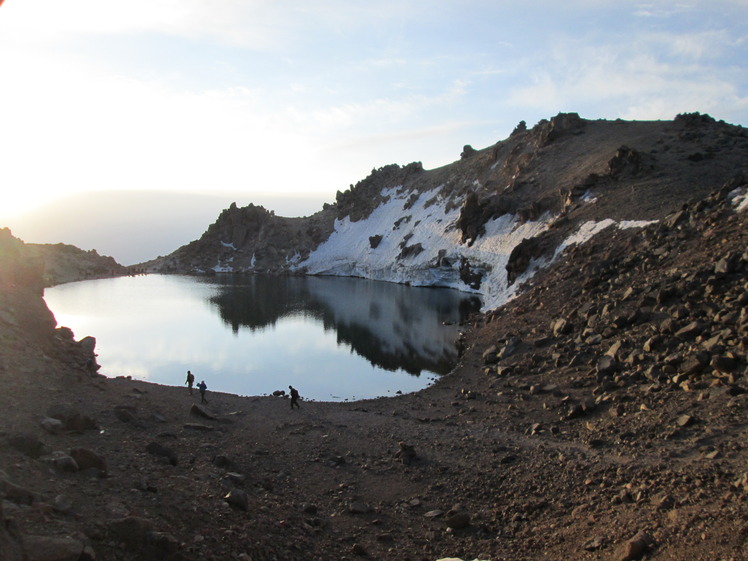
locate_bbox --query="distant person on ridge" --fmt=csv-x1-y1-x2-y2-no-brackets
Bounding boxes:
185,370,195,395
289,385,301,409
197,380,208,404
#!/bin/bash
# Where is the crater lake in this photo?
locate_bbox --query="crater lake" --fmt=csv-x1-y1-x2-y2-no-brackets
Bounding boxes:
44,274,481,401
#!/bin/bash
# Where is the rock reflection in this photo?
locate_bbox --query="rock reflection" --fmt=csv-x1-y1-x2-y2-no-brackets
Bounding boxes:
206,274,481,376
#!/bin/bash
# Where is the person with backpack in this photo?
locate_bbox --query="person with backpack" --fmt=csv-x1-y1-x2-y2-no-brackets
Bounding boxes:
197,380,208,404
185,370,195,395
289,385,300,409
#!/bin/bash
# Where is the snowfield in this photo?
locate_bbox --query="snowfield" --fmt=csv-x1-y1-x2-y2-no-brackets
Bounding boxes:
294,186,659,311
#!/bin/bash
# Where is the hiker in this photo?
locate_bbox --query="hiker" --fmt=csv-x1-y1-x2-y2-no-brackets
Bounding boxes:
185,370,195,395
197,380,208,404
289,385,300,409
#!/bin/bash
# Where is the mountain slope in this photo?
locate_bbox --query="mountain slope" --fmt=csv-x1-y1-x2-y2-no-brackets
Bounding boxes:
144,112,748,310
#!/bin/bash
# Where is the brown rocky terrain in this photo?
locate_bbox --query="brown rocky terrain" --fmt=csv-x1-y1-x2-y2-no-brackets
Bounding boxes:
1,115,748,561
3,232,128,287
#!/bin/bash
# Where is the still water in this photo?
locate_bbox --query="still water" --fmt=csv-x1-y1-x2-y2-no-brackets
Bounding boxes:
44,274,481,401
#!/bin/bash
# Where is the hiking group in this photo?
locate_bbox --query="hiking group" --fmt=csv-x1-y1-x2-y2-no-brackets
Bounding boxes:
186,370,300,410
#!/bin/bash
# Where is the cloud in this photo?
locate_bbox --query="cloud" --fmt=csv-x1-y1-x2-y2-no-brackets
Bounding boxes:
505,30,748,123
2,0,437,51
2,0,299,50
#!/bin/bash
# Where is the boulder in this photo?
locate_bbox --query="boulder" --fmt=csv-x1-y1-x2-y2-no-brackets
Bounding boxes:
69,448,108,476
39,417,64,435
0,477,35,506
348,501,372,514
145,442,177,466
45,452,79,473
143,531,180,560
675,321,704,340
45,405,97,432
107,516,155,548
224,488,249,511
445,505,471,529
552,318,572,337
615,530,655,561
21,535,88,561
190,404,215,420
113,406,137,424
8,433,46,459
394,441,417,465
0,501,24,561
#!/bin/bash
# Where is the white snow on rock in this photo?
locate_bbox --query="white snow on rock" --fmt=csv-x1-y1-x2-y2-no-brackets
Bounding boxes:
296,186,546,310
295,187,658,311
730,186,748,212
619,219,658,229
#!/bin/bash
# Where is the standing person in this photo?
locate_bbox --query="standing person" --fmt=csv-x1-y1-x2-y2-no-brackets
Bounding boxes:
185,370,195,395
289,385,300,409
197,380,208,404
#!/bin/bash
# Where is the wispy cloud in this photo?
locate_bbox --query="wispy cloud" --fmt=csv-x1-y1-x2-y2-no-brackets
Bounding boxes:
505,27,748,122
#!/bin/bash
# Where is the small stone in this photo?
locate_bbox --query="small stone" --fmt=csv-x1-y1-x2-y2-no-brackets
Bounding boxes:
107,516,156,547
145,442,177,466
583,535,606,551
40,417,64,435
445,511,470,529
616,530,654,561
675,321,703,340
224,488,249,511
348,501,372,514
183,423,214,431
676,414,694,427
69,448,108,476
351,543,368,556
47,452,79,473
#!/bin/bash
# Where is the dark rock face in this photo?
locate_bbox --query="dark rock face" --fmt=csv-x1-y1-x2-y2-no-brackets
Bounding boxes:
461,144,477,159
459,258,482,289
536,111,586,145
506,233,556,285
608,145,648,177
457,192,513,246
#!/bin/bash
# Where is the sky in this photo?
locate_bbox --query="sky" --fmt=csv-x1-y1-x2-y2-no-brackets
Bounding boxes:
1,0,747,264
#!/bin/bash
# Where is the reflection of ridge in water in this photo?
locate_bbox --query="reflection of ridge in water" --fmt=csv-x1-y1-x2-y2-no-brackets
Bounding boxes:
207,275,322,332
206,274,481,376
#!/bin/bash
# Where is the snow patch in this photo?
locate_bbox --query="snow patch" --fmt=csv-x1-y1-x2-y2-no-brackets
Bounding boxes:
296,186,552,310
554,219,615,259
294,187,666,311
729,186,748,212
619,220,658,229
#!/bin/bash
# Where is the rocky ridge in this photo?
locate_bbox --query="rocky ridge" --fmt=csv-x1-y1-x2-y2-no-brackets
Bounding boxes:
144,113,748,312
1,228,128,287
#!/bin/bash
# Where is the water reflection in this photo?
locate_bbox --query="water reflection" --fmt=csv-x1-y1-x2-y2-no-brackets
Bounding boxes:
44,274,481,401
207,275,481,376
